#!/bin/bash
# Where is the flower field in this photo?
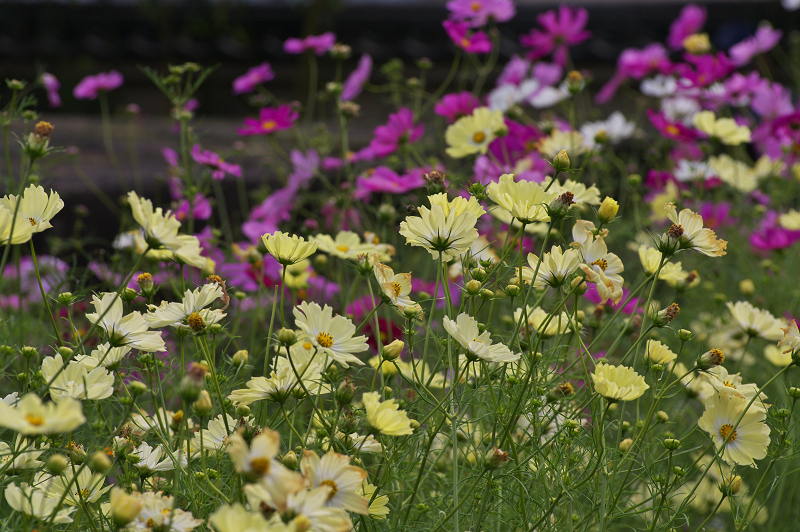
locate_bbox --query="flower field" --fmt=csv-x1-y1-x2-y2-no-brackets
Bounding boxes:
2,2,800,531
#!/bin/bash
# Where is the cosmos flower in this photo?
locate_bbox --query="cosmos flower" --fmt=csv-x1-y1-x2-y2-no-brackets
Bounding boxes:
191,145,242,181
300,450,369,514
341,54,372,101
698,393,770,467
73,70,123,100
283,33,337,55
443,20,493,53
41,73,61,107
444,312,519,363
446,0,516,27
591,363,649,402
238,105,299,136
0,393,85,435
362,392,414,436
519,6,591,65
232,63,275,95
87,292,167,352
0,184,64,234
368,107,424,157
294,301,368,368
445,107,505,158
434,92,481,123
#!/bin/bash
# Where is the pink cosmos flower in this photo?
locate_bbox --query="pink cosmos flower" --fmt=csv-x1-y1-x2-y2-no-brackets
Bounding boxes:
73,70,124,100
322,146,376,170
674,52,734,88
646,109,698,143
368,107,425,157
191,145,242,181
751,82,794,119
729,25,782,66
41,73,61,107
585,285,640,315
519,6,591,66
283,33,336,55
434,92,481,123
232,63,275,95
443,20,493,54
532,62,564,87
488,119,543,162
696,201,735,231
596,44,671,103
238,105,299,136
750,211,800,251
169,177,212,222
667,4,706,51
341,54,372,101
496,55,530,86
715,72,768,107
445,0,516,27
354,166,427,199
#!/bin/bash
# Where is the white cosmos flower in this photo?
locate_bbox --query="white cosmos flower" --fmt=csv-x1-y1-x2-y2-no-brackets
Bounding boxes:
293,301,368,368
227,430,306,494
132,442,187,474
640,75,677,97
698,393,770,467
86,292,166,352
577,235,625,305
580,112,635,149
664,203,728,257
0,184,64,233
4,480,75,524
372,254,420,314
193,414,238,452
519,245,581,289
726,300,785,341
41,354,114,403
228,346,329,404
300,450,369,514
399,202,479,262
0,203,36,244
73,343,131,369
0,393,85,435
0,435,48,472
39,468,111,505
443,313,519,363
487,173,556,224
145,283,225,333
128,491,203,532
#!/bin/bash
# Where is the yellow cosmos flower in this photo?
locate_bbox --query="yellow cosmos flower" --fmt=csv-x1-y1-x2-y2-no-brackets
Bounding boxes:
362,392,413,436
0,184,64,234
313,230,393,261
726,300,784,341
443,313,519,363
0,393,85,435
644,339,677,365
692,110,751,145
537,130,588,159
519,245,581,289
399,196,480,262
445,107,505,158
209,503,275,532
591,363,649,402
698,392,770,467
487,173,556,224
262,231,318,265
664,203,728,257
778,210,800,230
577,235,625,305
777,320,800,355
293,301,368,368
360,481,389,520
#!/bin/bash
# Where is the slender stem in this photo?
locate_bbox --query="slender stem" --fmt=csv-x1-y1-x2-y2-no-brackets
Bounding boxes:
29,239,62,346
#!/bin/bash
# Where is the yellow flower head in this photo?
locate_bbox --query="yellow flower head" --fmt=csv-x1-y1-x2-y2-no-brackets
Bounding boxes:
692,110,751,145
362,392,413,436
591,363,649,402
487,173,556,225
445,107,505,158
262,231,318,265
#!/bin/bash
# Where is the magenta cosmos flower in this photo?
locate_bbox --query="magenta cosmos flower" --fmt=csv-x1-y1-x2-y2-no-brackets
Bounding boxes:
283,33,336,55
191,145,242,181
666,4,706,51
646,110,698,143
367,107,424,157
729,25,782,66
596,44,671,103
434,92,481,123
443,20,493,54
232,63,275,95
445,0,516,27
238,105,299,136
73,70,124,100
41,73,61,108
341,54,372,101
519,6,591,66
354,166,427,198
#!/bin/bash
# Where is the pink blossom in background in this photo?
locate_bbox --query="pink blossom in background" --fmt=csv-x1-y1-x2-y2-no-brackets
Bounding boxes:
646,109,698,143
168,177,212,221
585,285,640,315
596,44,671,103
232,63,275,95
320,198,362,232
238,104,299,136
496,55,530,86
411,278,461,310
283,33,336,55
695,201,735,231
184,98,200,112
729,25,782,66
354,166,427,199
341,54,373,101
73,70,124,100
443,20,493,54
532,62,564,87
191,145,242,181
519,6,591,66
750,82,794,119
715,72,768,107
434,92,481,123
322,146,376,170
488,119,543,162
162,147,180,168
3,256,69,309
674,52,734,88
368,107,425,157
750,211,800,251
666,4,706,50
445,0,516,27
41,73,61,107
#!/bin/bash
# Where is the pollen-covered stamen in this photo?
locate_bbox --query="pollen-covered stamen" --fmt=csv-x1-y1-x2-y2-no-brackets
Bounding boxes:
710,348,725,365
591,258,608,271
25,414,45,426
472,131,486,144
28,217,37,226
186,312,206,332
558,191,575,207
250,457,271,476
719,423,738,442
723,380,737,388
668,223,684,239
336,245,350,253
391,282,403,297
320,479,339,499
317,332,334,348
665,303,680,321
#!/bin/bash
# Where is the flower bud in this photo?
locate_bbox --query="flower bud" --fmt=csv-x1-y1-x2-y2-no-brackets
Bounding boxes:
277,328,297,346
382,339,404,361
282,450,299,470
620,421,631,432
505,284,521,297
465,279,482,295
739,279,755,296
330,43,352,60
479,288,494,301
58,346,74,359
483,447,509,469
89,451,112,474
788,387,800,399
171,410,184,432
662,438,681,451
597,197,619,224
232,349,249,367
566,70,585,93
656,411,669,423
120,287,138,303
69,444,87,464
110,487,143,527
593,129,608,145
378,203,396,223
652,303,680,327
336,378,357,405
677,329,693,341
719,474,742,497
46,454,69,475
129,380,148,397
570,276,587,295
56,292,75,305
619,438,633,452
193,391,213,416
179,364,207,402
470,267,486,281
137,273,155,296
553,149,570,172
21,346,38,359
236,404,251,418
698,348,725,369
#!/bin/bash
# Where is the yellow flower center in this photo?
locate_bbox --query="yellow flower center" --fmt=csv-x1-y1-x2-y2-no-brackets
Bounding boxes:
262,120,277,131
320,479,339,499
473,131,486,144
723,380,737,388
28,217,37,226
336,245,350,253
471,1,481,11
146,518,155,527
461,37,471,48
719,423,738,442
75,488,92,498
391,282,403,297
665,125,680,137
250,457,272,475
317,332,334,348
25,414,45,426
303,342,313,350
591,258,608,271
186,312,206,332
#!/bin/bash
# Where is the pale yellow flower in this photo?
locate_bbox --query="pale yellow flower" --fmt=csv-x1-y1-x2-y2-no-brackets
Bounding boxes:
312,231,390,261
487,173,556,224
362,391,413,436
262,231,318,265
209,503,285,532
4,481,75,524
360,481,389,520
300,450,369,514
514,306,578,338
0,184,63,233
778,210,800,230
445,107,505,158
664,203,728,257
537,130,588,159
519,245,581,288
697,366,768,409
399,197,479,262
0,393,85,435
764,344,792,367
145,283,225,334
543,177,601,206
0,202,35,245
294,301,368,368
644,340,677,365
41,354,114,403
698,392,770,467
428,192,486,219
692,110,751,145
777,320,800,355
372,254,419,314
726,300,784,341
708,154,758,193
591,363,649,401
444,313,519,363
577,236,625,304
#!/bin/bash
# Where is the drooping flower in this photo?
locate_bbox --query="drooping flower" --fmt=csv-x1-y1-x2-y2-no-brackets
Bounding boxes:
262,231,318,266
0,393,85,435
0,184,64,234
87,292,167,352
300,450,369,514
227,429,306,491
191,145,242,181
283,33,337,55
778,320,800,355
726,301,785,341
145,283,225,334
368,107,424,157
228,346,329,404
487,173,556,224
698,392,770,467
362,391,413,436
591,363,649,402
576,235,625,305
520,6,591,66
644,339,678,366
232,63,275,95
664,203,728,257
341,54,373,101
293,301,368,368
445,107,505,158
446,0,516,27
238,105,299,136
444,313,519,363
442,20,493,54
73,71,123,100
41,72,62,107
692,110,751,145
372,255,420,315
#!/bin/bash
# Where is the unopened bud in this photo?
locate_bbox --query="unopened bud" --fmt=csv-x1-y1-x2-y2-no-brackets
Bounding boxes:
382,339,404,360
662,438,681,451
479,288,494,301
470,267,486,281
619,438,633,452
232,349,248,367
336,378,357,405
236,404,251,417
570,276,587,295
597,197,619,224
505,284,521,297
137,273,155,296
277,328,297,346
89,451,112,474
193,391,213,416
129,380,148,397
484,447,509,469
21,346,38,359
58,346,74,359
120,287,138,303
465,279,482,295
788,387,800,399
739,279,755,296
719,474,742,496
553,149,570,172
170,410,184,431
656,411,669,423
677,329,693,341
57,292,75,305
698,348,725,369
46,454,69,475
282,451,299,470
566,70,585,93
653,303,680,327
